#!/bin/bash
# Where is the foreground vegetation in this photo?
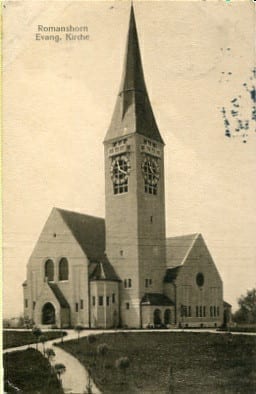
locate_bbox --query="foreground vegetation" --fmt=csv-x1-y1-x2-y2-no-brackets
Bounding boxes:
3,348,63,393
59,332,256,393
3,330,67,349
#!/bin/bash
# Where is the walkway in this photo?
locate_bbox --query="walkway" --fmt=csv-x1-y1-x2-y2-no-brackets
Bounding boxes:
4,330,101,394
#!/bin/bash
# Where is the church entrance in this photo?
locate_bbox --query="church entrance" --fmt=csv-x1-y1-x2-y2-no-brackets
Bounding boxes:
42,302,55,325
153,309,162,326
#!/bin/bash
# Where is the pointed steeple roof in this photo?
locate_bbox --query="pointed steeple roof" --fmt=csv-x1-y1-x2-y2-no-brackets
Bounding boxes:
104,5,164,144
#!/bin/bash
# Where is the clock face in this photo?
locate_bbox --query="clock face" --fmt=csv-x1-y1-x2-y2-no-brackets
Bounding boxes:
142,156,160,185
110,155,131,185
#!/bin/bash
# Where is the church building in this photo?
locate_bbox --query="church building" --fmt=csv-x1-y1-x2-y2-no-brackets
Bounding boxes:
23,5,225,329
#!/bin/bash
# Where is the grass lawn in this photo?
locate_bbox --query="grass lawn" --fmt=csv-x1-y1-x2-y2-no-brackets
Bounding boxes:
3,330,67,349
59,332,256,393
3,348,63,393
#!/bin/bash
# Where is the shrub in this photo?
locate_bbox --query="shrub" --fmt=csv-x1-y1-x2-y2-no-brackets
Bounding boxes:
115,356,130,383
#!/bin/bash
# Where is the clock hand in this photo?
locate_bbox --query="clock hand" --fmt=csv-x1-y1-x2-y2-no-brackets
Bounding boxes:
149,164,154,174
117,163,127,175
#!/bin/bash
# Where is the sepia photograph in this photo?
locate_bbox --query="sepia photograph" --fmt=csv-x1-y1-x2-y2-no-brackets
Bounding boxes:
2,1,256,392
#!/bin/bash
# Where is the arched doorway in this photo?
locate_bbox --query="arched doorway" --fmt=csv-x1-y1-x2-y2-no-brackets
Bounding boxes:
153,309,162,326
164,309,171,325
42,303,55,325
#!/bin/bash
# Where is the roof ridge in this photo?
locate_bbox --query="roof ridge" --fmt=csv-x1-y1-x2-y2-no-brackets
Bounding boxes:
55,207,104,221
180,234,200,265
166,233,200,240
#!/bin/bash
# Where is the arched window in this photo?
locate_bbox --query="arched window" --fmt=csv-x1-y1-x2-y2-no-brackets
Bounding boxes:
164,309,171,325
153,309,162,326
59,258,69,281
45,259,54,281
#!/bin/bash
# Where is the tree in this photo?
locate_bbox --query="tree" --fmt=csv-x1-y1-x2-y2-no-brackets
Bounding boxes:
40,334,47,355
32,327,42,350
233,288,256,324
84,366,93,394
97,343,110,380
74,325,83,343
45,347,55,363
54,363,66,387
24,316,34,329
115,356,130,384
168,366,174,393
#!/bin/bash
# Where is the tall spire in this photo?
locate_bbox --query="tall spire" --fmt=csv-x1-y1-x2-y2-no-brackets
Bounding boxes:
104,4,164,144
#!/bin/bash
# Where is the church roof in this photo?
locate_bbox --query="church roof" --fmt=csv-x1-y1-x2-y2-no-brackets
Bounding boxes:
89,256,121,282
141,293,174,306
104,5,164,144
48,282,70,309
56,208,105,261
166,233,199,268
164,233,199,283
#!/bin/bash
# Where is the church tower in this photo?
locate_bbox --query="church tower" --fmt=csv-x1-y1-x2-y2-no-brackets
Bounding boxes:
104,5,166,327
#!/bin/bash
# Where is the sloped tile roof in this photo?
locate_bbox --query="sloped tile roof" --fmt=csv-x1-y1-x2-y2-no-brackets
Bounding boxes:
166,233,199,268
141,293,174,306
104,5,164,144
163,266,182,283
89,256,120,282
48,282,70,309
56,208,105,261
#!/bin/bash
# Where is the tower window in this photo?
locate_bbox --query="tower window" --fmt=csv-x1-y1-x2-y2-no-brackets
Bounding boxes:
92,296,96,306
80,300,84,310
120,250,124,257
145,278,152,288
111,155,130,195
114,184,128,195
25,299,28,308
75,303,79,312
142,156,159,195
99,296,104,306
106,296,110,306
150,216,153,223
112,293,116,303
126,303,130,310
124,278,132,288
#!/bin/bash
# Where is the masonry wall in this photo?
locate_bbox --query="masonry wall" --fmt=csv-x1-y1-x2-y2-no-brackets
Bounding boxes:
24,208,90,328
105,134,166,328
141,305,175,328
90,281,119,328
174,235,223,328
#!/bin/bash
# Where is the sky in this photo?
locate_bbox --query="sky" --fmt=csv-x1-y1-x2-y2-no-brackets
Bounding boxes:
3,0,256,318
